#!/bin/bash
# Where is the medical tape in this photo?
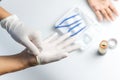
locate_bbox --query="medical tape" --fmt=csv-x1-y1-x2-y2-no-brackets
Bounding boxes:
108,38,117,49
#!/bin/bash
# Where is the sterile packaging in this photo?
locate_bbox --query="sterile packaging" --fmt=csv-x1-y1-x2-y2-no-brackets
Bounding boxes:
54,6,98,51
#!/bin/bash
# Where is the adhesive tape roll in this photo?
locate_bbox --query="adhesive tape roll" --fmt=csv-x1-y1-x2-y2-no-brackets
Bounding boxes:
108,38,117,49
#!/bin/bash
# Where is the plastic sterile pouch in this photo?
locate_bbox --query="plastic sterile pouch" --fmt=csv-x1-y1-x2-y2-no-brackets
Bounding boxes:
54,6,99,51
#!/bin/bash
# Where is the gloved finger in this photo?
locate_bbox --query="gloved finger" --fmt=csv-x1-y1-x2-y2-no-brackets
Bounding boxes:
44,33,58,43
64,44,80,53
21,37,40,56
109,4,119,16
101,9,111,21
30,31,42,49
105,8,114,21
59,36,76,48
53,33,70,45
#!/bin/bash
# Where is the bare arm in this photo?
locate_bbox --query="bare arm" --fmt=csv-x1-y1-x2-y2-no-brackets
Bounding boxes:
0,7,11,21
0,49,38,75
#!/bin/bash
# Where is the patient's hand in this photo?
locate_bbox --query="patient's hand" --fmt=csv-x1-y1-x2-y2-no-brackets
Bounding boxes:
87,0,119,21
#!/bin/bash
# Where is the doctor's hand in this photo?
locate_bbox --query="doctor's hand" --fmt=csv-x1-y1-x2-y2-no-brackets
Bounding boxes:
87,0,119,21
0,15,41,56
35,33,80,64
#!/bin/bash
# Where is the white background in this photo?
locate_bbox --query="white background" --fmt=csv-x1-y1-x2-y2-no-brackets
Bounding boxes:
0,0,120,80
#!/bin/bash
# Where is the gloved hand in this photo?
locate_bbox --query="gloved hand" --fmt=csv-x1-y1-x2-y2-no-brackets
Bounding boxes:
35,33,80,64
0,15,40,56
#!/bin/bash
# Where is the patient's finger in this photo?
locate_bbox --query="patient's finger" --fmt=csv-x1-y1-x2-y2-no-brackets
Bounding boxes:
106,8,114,21
94,10,103,21
101,9,111,21
109,4,119,16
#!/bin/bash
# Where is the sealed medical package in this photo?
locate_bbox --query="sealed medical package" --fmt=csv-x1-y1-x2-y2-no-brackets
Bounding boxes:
54,6,98,51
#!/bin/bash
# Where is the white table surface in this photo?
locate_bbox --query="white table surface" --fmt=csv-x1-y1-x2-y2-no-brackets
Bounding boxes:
0,0,120,80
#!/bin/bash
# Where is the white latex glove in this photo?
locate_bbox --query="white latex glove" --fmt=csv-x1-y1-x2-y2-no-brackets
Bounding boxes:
36,33,80,64
0,15,40,56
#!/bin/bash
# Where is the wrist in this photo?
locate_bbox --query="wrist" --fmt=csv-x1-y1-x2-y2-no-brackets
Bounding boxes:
0,15,19,30
27,54,38,66
17,50,38,68
0,7,11,21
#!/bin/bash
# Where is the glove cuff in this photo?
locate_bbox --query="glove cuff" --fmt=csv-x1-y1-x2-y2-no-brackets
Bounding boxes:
0,14,19,30
36,56,41,65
